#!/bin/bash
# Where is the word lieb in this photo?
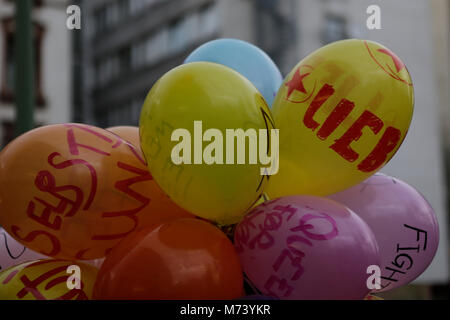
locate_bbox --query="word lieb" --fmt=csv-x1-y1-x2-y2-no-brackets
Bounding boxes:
298,83,403,172
171,121,279,175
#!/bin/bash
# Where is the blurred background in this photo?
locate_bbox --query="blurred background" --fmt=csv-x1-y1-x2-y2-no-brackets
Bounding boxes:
0,0,449,299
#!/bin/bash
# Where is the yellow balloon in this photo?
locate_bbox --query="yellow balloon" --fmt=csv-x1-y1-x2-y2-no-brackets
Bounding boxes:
0,260,98,300
266,39,414,198
253,193,270,208
208,193,270,240
139,62,275,225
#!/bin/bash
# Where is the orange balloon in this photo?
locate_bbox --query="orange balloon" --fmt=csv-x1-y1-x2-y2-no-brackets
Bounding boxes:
93,218,244,300
107,125,195,228
106,126,141,151
0,123,194,260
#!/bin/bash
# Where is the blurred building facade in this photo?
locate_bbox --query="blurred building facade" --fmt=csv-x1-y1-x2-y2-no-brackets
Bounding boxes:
0,0,71,148
76,0,299,127
78,0,220,127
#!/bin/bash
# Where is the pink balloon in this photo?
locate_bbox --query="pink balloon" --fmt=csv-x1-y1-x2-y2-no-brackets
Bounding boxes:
234,195,380,300
0,228,48,272
329,173,439,292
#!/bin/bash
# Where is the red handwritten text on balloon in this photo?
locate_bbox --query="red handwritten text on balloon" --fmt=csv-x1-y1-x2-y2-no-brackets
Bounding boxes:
236,201,339,298
11,124,153,258
3,260,89,300
301,83,401,173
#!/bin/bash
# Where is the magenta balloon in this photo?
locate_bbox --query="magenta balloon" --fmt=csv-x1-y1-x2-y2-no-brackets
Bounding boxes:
0,228,48,272
234,195,380,300
329,173,439,292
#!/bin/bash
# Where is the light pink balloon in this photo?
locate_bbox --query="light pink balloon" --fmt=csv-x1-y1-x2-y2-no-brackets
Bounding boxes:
0,227,48,272
0,228,104,272
329,173,439,292
234,195,380,300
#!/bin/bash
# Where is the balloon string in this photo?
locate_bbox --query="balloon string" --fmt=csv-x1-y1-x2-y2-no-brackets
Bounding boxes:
1,232,26,260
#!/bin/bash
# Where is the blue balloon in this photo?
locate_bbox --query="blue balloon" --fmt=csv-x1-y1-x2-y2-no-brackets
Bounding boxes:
184,38,283,107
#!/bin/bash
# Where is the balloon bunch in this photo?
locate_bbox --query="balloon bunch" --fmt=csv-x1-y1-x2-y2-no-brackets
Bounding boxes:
0,38,439,300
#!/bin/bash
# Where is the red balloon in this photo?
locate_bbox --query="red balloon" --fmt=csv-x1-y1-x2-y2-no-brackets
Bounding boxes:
93,218,243,300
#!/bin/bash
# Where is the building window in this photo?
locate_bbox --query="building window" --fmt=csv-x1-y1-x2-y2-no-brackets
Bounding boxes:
94,2,121,35
118,0,131,21
183,11,200,44
199,2,219,39
0,17,46,106
118,46,132,76
131,97,144,125
1,121,15,148
94,7,107,35
322,14,347,44
168,17,186,53
131,40,146,69
98,99,139,127
95,109,108,129
95,53,122,88
105,2,119,29
146,28,169,65
4,27,14,93
167,10,204,54
130,0,157,15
